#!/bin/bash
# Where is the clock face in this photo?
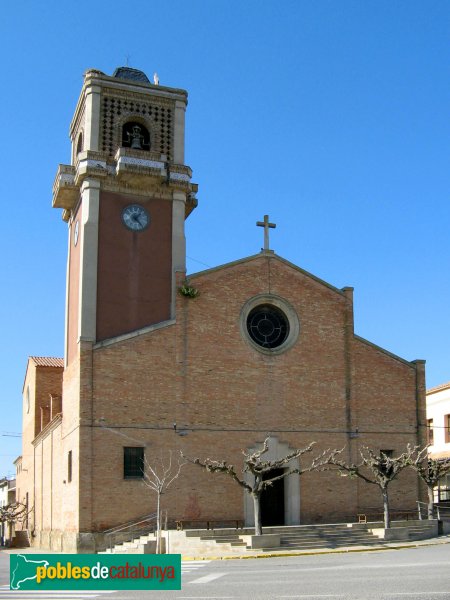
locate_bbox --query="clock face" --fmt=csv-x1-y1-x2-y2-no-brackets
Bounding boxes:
74,220,79,246
122,204,150,231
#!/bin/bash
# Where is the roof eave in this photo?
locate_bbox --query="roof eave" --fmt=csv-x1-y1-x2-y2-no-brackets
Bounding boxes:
188,251,346,297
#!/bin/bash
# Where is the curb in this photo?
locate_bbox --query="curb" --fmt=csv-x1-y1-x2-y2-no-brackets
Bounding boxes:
2,535,449,560
181,535,450,561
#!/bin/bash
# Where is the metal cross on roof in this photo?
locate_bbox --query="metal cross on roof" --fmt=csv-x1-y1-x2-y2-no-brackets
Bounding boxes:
256,215,276,251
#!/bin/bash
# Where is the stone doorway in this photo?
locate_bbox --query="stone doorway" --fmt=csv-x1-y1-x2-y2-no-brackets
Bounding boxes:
261,468,285,526
244,436,300,527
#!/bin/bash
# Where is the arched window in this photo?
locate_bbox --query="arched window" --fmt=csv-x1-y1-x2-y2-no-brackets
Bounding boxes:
121,121,150,151
76,132,83,154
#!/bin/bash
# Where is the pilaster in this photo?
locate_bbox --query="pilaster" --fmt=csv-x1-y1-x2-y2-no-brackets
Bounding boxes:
171,190,187,317
173,100,186,164
412,359,427,444
342,286,356,461
83,84,101,152
78,179,100,342
64,219,72,367
413,358,427,504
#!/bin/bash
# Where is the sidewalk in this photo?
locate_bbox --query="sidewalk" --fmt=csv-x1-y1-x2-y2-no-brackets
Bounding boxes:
182,533,450,560
1,534,450,560
0,547,61,555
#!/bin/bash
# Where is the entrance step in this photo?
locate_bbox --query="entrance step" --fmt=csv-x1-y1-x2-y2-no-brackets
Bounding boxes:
98,520,439,555
98,532,162,554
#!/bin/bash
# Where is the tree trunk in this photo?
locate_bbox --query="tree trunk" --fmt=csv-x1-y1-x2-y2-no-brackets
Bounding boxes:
382,488,390,529
253,492,262,536
427,485,435,520
156,492,161,554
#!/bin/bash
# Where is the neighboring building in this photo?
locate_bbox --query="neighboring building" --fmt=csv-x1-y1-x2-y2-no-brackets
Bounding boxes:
0,477,16,545
426,382,450,502
16,66,427,552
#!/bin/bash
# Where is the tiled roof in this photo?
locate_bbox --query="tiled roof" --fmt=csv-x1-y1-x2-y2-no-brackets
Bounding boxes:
429,450,450,460
427,381,450,395
30,357,64,368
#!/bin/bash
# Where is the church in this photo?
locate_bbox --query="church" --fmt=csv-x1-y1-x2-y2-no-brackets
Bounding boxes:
16,66,427,552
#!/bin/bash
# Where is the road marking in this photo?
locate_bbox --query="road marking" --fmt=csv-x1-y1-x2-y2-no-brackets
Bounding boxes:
188,572,227,584
0,591,116,594
381,594,450,597
241,561,450,575
0,590,110,600
277,594,450,599
182,560,212,572
0,592,116,598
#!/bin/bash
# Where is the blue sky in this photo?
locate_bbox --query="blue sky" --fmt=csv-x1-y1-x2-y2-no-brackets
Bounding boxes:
1,0,449,477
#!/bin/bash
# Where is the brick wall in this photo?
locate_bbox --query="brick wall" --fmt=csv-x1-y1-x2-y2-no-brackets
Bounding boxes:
82,254,425,529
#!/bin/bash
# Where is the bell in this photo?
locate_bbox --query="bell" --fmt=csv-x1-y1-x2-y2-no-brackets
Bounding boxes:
130,125,143,149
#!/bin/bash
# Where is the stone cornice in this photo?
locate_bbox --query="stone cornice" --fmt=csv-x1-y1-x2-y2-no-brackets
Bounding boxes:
354,335,417,369
32,413,62,447
189,252,347,298
53,151,198,220
93,318,176,350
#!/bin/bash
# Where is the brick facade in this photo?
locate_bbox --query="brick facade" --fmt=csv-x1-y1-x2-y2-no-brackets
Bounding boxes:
84,254,425,531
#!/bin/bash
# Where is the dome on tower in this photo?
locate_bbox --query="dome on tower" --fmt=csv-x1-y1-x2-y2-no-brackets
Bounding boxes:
112,67,150,83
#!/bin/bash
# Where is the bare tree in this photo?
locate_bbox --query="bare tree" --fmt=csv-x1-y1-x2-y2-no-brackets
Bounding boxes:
0,501,30,526
186,439,336,536
327,446,416,529
96,420,186,553
142,451,185,553
408,445,450,519
0,501,31,545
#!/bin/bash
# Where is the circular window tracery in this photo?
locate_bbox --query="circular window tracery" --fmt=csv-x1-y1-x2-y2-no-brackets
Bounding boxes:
240,294,300,355
247,304,289,349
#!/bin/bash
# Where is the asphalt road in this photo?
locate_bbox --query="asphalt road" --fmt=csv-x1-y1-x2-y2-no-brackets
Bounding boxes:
1,543,450,599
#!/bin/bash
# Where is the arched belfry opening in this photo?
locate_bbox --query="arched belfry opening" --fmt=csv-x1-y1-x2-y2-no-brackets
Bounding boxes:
121,121,150,151
76,132,83,155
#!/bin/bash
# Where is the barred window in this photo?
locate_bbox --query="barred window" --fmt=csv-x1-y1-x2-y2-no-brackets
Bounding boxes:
124,447,144,479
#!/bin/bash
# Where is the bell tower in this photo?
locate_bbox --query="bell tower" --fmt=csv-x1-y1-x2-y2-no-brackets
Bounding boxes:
52,67,198,364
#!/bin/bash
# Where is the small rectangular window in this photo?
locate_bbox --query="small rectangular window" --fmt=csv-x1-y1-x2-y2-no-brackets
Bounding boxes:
124,447,144,479
68,450,72,483
427,419,434,445
445,415,450,444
